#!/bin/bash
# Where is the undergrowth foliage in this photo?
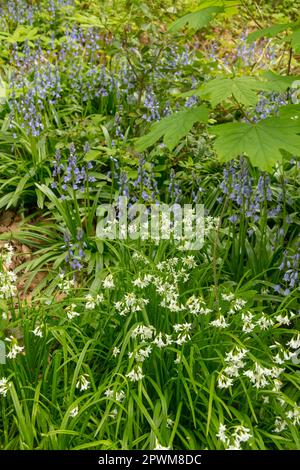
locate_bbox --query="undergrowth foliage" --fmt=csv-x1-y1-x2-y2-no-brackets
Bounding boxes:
0,0,299,451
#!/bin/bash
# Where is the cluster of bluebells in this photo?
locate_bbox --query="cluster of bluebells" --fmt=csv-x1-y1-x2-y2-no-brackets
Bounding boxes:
219,158,286,227
5,16,200,137
0,0,74,27
0,0,36,25
168,168,182,203
236,32,277,68
51,143,95,198
111,155,160,208
253,92,288,122
62,228,87,273
276,246,300,295
206,31,278,71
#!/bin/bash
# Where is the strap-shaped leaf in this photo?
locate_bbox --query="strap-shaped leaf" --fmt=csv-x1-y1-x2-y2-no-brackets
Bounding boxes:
168,6,224,32
135,106,209,152
212,117,300,171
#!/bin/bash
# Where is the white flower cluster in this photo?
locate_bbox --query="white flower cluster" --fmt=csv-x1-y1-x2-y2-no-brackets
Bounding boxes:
102,274,115,289
115,292,149,316
126,365,144,382
75,374,90,392
229,298,247,313
0,270,17,299
156,257,190,283
287,334,300,350
132,252,149,264
216,423,252,450
104,388,125,403
274,312,295,326
272,340,298,365
131,324,156,341
132,274,153,288
243,362,283,389
85,293,104,309
0,377,9,397
210,315,229,329
152,332,173,348
58,273,75,293
5,336,24,359
32,325,43,338
128,345,152,362
218,348,248,388
158,281,184,313
65,303,80,320
186,295,212,315
2,243,14,268
273,403,300,433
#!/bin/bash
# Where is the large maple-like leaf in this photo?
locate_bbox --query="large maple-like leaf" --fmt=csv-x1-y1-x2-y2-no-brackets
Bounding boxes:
212,117,300,171
168,6,224,32
198,77,271,107
260,71,300,93
246,23,291,42
135,106,209,152
279,104,300,119
289,29,300,53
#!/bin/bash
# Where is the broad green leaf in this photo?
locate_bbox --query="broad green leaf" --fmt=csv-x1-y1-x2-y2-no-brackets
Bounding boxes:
135,106,209,152
198,77,271,107
247,23,291,42
212,117,300,171
279,104,300,119
261,71,300,93
168,6,224,32
193,0,239,15
289,29,300,53
70,12,103,28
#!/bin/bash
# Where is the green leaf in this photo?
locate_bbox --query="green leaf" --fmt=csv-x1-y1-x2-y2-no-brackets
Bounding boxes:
168,6,224,32
212,117,300,171
247,23,291,42
279,104,300,119
261,71,300,93
0,25,40,43
135,106,209,152
289,29,300,53
0,78,7,102
199,77,271,107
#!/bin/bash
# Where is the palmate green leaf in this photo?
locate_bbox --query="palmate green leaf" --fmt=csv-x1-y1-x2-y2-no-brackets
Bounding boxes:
135,106,209,152
261,71,300,93
198,77,271,107
212,117,300,171
168,6,224,32
70,12,103,28
279,104,300,119
289,29,300,53
246,23,292,42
